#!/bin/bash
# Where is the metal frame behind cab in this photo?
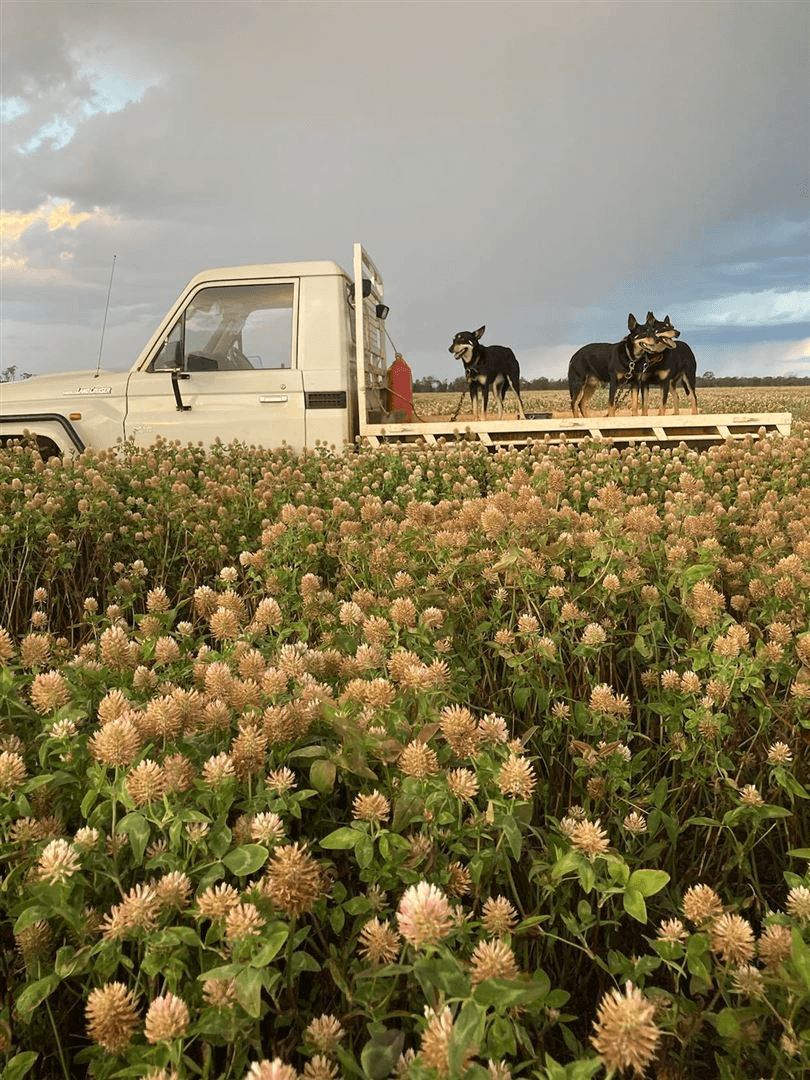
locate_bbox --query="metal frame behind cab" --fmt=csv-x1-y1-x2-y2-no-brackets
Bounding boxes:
353,243,385,428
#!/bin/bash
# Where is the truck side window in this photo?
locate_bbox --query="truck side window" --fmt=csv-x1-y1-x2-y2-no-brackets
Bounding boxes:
150,283,295,372
151,321,183,371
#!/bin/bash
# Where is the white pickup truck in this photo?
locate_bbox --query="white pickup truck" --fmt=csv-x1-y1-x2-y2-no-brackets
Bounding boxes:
0,244,792,456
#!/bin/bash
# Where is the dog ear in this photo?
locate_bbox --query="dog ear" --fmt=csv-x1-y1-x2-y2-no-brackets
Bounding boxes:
646,311,655,323
628,314,639,330
474,326,485,340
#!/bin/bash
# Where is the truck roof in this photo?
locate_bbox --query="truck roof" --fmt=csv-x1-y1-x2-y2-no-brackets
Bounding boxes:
184,260,349,288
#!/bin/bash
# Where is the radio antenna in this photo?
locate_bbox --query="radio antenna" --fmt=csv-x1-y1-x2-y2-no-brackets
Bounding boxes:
95,254,117,377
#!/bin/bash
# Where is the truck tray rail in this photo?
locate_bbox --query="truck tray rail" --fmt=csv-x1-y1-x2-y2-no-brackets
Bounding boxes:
361,412,793,449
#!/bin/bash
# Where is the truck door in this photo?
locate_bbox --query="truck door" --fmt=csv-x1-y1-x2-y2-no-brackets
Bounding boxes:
123,280,306,451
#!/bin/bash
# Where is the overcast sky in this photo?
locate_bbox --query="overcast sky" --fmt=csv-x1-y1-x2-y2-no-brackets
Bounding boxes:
2,0,808,383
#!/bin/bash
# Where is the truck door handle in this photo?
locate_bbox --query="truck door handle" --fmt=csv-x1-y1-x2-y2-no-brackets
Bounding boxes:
259,395,288,403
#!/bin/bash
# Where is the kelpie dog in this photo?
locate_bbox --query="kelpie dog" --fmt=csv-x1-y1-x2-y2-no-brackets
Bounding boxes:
644,312,699,414
568,314,676,417
449,326,527,420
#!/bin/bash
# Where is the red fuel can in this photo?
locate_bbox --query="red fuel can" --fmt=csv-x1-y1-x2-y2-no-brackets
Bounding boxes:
387,354,413,420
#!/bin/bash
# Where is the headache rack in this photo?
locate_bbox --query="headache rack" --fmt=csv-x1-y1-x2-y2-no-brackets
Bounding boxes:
360,411,793,450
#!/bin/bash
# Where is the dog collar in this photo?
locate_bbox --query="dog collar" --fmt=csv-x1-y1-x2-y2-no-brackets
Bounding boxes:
624,342,640,375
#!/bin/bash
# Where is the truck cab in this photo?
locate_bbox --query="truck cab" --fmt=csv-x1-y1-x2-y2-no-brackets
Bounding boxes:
0,245,390,457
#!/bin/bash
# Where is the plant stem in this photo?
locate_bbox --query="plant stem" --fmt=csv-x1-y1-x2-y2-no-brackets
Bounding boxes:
46,997,71,1080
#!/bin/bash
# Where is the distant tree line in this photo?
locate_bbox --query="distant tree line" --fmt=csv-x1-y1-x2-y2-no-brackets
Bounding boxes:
412,374,810,393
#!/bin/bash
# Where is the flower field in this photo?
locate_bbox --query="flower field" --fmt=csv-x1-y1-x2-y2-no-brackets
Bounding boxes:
1,395,809,1080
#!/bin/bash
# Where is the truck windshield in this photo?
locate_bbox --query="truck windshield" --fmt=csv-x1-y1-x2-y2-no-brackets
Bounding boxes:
151,282,295,372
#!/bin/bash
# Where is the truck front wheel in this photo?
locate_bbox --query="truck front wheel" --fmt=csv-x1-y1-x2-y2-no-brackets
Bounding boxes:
0,434,61,460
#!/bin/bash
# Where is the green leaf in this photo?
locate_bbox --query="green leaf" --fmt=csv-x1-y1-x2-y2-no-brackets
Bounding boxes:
15,973,60,1020
551,849,582,880
686,932,711,981
568,1059,606,1079
149,927,201,948
235,967,264,1018
222,844,268,876
355,833,374,869
450,1001,486,1075
207,818,232,859
246,926,288,968
607,859,630,886
473,971,551,1009
542,1054,567,1080
116,812,150,865
291,951,321,976
633,633,653,659
725,803,792,825
80,787,98,817
309,759,336,793
343,896,373,916
54,944,90,978
788,848,810,859
13,906,52,935
715,1008,741,1039
791,927,810,991
577,859,596,894
623,888,648,923
513,686,532,711
197,962,244,982
627,869,670,897
360,1029,405,1080
773,769,810,799
651,777,669,809
1,1052,39,1080
499,814,523,860
288,744,328,760
413,956,470,999
487,1013,516,1058
319,827,360,850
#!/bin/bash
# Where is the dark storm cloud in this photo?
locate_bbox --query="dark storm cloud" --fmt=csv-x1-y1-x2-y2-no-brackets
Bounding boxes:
1,0,807,379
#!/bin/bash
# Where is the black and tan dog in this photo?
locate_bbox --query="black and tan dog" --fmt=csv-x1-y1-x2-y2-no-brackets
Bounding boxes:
449,325,527,420
568,314,676,417
643,312,699,415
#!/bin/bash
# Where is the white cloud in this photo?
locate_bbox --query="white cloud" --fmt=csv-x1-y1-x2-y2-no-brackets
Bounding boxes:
1,97,29,122
670,290,810,329
22,116,76,153
7,42,161,155
693,339,810,378
77,66,159,118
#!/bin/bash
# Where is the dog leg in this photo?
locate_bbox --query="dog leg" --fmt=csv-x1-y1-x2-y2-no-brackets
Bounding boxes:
608,379,618,417
513,382,527,420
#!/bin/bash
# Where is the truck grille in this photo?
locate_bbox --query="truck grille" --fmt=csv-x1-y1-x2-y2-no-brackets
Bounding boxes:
306,391,347,409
